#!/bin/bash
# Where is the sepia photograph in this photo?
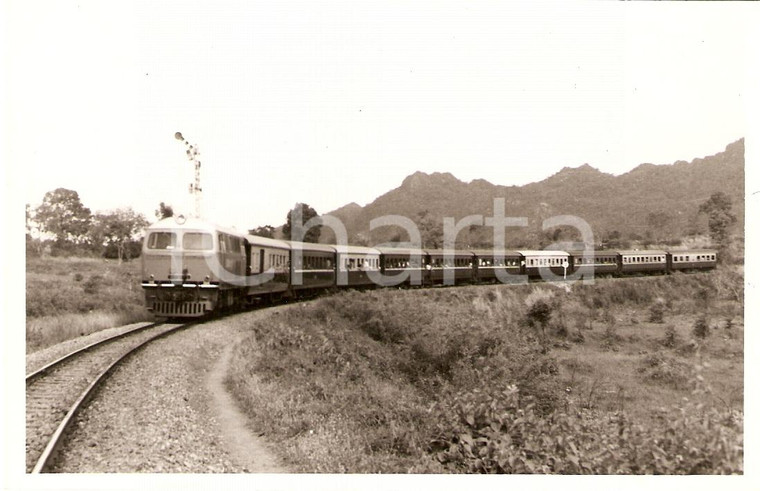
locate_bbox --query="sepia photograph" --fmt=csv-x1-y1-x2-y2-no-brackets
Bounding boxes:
3,1,758,489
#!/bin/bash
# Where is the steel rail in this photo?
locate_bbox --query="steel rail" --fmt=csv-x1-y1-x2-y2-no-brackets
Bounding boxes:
30,322,194,473
26,322,161,383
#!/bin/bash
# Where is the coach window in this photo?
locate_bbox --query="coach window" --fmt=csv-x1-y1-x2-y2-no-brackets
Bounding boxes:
147,232,177,249
184,233,214,250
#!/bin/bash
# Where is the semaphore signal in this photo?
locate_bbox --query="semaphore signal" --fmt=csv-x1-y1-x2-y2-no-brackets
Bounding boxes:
175,131,202,219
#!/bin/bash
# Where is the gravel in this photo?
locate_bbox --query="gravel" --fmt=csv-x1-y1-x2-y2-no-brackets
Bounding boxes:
42,311,289,473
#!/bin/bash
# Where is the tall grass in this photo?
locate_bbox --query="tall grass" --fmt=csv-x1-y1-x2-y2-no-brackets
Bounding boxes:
26,256,151,352
26,310,150,352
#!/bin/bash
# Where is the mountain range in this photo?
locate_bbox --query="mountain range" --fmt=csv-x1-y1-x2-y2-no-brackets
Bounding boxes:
316,138,744,248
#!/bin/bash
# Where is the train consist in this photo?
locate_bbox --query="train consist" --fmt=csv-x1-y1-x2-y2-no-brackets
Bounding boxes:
140,216,717,317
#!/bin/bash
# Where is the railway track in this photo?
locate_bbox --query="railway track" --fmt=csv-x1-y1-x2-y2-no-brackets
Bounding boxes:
25,320,193,473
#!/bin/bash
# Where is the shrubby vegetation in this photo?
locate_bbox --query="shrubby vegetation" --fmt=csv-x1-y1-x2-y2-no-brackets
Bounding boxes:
226,268,743,474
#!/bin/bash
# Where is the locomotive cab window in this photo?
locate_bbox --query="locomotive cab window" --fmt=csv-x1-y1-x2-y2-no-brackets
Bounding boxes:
147,232,177,249
184,232,214,250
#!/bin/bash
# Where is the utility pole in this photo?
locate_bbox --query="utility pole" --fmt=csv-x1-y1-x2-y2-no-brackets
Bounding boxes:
174,132,202,219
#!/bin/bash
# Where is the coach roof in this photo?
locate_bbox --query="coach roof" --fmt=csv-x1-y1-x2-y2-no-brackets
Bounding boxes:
516,250,570,257
332,245,382,255
617,250,668,256
245,234,292,250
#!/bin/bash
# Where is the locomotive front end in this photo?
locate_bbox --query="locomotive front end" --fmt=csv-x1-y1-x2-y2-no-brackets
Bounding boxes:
141,217,244,317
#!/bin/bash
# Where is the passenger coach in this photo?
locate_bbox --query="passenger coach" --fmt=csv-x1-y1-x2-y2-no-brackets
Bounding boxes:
669,250,717,272
519,250,570,279
376,247,427,287
619,250,668,274
472,249,522,283
245,234,291,301
289,241,336,293
335,245,381,287
568,250,618,276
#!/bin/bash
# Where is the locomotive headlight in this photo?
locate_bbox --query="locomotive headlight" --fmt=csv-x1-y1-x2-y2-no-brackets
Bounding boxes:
150,274,155,283
204,275,210,284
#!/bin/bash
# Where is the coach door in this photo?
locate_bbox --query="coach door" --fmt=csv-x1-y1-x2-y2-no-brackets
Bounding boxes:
259,249,265,274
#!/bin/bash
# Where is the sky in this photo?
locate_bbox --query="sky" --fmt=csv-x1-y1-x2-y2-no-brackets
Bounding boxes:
5,1,757,232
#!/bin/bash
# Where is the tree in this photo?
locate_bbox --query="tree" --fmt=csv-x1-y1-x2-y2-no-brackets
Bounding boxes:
155,202,174,220
35,188,92,252
89,208,149,263
26,204,43,256
699,192,736,250
248,225,275,238
417,210,443,249
283,203,321,243
646,211,673,243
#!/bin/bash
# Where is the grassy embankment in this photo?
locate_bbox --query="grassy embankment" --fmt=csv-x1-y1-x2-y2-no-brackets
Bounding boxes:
26,256,152,353
225,269,743,474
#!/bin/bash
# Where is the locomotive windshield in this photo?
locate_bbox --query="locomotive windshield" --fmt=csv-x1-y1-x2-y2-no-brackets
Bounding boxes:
183,232,214,250
147,232,177,249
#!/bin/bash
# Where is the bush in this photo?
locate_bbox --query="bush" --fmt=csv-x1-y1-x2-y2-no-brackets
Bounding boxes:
524,289,555,335
433,384,742,474
639,353,690,388
83,275,102,294
662,325,679,348
693,315,710,339
649,299,666,323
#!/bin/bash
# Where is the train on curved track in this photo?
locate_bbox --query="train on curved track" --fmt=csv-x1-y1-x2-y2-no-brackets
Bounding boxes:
140,216,717,318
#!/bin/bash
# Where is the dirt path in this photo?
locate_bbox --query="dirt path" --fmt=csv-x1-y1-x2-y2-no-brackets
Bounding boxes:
206,342,289,473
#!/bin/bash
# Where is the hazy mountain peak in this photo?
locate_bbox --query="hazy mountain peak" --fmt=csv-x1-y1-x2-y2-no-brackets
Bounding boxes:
401,171,462,190
540,163,610,185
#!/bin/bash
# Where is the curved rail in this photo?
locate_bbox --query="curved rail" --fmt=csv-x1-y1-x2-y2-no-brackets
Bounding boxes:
26,322,160,383
28,322,194,473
